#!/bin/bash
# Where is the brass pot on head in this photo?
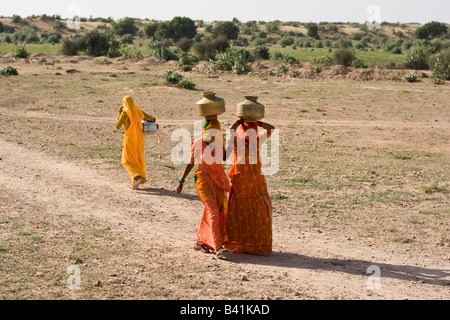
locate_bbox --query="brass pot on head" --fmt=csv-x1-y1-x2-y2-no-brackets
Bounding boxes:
237,96,265,121
196,92,225,117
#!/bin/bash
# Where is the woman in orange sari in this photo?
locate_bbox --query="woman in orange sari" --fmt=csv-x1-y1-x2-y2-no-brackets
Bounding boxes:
177,117,231,259
116,96,156,190
224,119,275,255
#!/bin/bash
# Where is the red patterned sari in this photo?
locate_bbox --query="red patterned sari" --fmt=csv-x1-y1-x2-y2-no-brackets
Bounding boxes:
224,122,273,255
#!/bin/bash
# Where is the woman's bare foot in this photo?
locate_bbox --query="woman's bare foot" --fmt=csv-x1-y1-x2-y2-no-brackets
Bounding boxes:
131,177,143,190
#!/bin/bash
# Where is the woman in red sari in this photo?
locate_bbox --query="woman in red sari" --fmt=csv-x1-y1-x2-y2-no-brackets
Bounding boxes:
177,117,231,259
224,119,275,255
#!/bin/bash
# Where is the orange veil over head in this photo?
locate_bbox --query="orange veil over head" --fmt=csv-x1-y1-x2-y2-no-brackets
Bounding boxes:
121,96,147,185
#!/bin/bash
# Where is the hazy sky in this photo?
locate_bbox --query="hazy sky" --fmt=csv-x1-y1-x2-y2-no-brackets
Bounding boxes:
1,0,449,24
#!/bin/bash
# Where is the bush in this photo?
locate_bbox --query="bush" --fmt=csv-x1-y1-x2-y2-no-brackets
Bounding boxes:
332,48,355,67
209,46,254,74
164,70,183,84
415,21,448,40
311,54,333,66
404,44,431,69
176,38,193,52
252,45,270,60
432,53,450,84
265,22,279,33
148,40,178,61
211,21,239,40
178,51,199,68
179,79,196,90
61,37,84,55
332,48,367,68
305,23,320,39
144,23,159,38
43,32,62,44
11,15,22,24
170,17,197,40
84,31,120,57
12,28,40,44
119,46,143,58
193,37,230,61
279,37,294,47
113,18,138,36
53,20,68,32
1,66,18,76
120,34,134,45
404,73,417,82
61,31,120,57
272,51,300,65
13,46,30,59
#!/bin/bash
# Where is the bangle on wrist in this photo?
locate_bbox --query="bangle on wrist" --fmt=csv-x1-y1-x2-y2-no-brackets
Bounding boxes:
179,178,185,184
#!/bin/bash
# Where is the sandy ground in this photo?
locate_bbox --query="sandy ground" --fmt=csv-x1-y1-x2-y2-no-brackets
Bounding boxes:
0,54,449,301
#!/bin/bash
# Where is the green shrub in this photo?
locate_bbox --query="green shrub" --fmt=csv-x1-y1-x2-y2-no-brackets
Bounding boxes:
179,79,196,90
305,23,320,39
332,48,355,67
84,31,120,57
310,54,333,66
11,15,22,24
144,23,159,38
13,46,30,59
252,45,270,60
53,20,68,32
176,38,193,52
415,21,448,40
209,46,254,74
164,70,183,84
178,51,199,68
12,28,40,44
61,31,120,58
279,37,294,47
0,66,19,76
148,40,178,61
272,51,300,65
430,51,450,84
61,37,84,55
404,73,418,82
211,21,239,40
112,18,138,36
404,44,431,69
119,46,143,58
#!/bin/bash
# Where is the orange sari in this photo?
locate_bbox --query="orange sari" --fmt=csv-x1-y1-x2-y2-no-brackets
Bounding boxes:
224,122,273,255
191,120,230,251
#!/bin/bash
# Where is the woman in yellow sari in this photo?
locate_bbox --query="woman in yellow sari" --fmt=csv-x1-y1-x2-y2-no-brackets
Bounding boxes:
116,96,156,190
176,117,231,259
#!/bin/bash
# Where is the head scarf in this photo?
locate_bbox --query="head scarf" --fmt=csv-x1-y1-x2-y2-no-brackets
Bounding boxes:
122,96,145,133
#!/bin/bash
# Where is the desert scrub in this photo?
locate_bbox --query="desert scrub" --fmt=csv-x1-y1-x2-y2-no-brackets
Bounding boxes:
404,43,431,70
404,73,418,83
178,79,196,90
164,70,183,84
13,46,30,59
272,51,300,65
431,53,450,84
148,40,178,61
1,66,19,76
209,46,255,74
178,51,199,71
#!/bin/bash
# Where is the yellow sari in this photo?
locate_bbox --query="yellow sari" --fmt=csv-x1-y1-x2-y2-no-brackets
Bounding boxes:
118,96,147,186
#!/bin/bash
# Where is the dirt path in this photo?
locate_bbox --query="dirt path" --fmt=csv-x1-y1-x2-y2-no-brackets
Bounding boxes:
1,137,449,300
